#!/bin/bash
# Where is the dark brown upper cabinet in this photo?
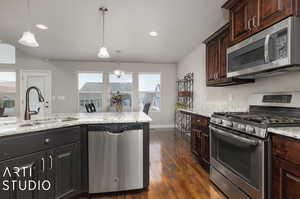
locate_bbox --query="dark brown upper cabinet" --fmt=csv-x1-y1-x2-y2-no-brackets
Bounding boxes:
203,24,254,87
260,0,294,29
230,0,251,42
223,0,300,46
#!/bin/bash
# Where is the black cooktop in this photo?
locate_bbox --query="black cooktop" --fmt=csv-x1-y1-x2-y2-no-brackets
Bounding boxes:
214,111,300,125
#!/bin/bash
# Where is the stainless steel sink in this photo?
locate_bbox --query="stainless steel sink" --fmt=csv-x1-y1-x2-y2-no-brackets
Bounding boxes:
17,117,78,127
59,117,79,122
18,123,36,127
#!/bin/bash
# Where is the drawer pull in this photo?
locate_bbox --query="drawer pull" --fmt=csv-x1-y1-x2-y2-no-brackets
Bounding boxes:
41,158,45,172
49,155,53,170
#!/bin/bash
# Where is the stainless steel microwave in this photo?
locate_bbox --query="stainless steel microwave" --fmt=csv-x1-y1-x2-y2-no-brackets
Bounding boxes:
227,17,300,78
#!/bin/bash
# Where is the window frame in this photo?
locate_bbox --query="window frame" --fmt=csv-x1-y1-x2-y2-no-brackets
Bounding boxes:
0,69,17,117
108,72,134,112
77,71,162,113
77,71,104,113
138,72,162,113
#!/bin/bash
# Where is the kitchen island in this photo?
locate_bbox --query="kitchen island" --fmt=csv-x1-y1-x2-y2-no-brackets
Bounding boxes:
0,112,151,199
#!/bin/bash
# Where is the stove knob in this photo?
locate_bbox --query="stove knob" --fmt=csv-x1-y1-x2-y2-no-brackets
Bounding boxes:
216,119,222,124
224,120,233,127
246,126,255,134
238,124,246,131
211,118,216,123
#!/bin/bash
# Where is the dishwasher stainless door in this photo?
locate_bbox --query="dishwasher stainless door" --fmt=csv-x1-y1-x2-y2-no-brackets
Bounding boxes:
88,130,144,193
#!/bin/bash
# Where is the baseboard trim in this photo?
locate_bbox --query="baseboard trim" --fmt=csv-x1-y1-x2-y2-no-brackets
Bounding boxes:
150,125,175,129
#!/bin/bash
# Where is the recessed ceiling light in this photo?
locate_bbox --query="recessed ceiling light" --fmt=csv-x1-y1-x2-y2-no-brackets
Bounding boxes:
36,24,48,30
149,31,158,37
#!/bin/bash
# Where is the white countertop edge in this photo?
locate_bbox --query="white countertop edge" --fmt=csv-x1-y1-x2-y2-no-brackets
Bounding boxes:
176,108,211,117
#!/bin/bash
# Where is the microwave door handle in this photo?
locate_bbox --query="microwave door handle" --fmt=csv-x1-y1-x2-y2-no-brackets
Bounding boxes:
264,34,270,63
210,126,258,146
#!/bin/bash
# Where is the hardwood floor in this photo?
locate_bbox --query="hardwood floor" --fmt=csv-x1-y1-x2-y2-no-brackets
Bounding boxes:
78,128,226,199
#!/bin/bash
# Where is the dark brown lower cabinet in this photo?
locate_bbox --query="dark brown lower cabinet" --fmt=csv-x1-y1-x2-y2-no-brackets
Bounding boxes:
272,156,300,199
272,135,300,199
200,132,210,165
191,114,210,169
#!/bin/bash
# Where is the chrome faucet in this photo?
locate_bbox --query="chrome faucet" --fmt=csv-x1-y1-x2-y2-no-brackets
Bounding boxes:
24,86,45,120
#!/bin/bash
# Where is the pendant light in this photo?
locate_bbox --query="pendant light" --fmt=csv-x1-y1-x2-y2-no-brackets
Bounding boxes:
97,7,110,58
19,0,39,47
113,50,125,78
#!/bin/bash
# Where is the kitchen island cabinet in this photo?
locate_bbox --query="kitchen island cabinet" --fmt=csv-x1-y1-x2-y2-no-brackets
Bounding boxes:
0,112,151,199
0,126,81,199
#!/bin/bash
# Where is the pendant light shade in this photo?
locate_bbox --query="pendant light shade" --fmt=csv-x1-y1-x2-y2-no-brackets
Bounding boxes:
98,46,110,58
97,7,110,58
113,69,125,78
113,50,125,78
19,0,39,48
19,31,39,47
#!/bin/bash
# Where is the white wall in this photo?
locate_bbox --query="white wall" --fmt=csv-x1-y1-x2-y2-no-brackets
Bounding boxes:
0,50,177,127
177,45,300,115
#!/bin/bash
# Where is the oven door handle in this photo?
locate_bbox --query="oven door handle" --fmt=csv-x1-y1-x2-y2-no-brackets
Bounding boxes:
210,126,258,147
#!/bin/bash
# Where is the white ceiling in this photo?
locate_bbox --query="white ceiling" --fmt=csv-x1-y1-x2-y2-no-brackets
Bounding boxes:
0,0,227,63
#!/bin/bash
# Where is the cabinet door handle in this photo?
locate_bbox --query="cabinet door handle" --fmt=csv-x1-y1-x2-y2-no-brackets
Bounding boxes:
41,158,45,172
252,16,257,27
248,18,252,30
49,155,53,170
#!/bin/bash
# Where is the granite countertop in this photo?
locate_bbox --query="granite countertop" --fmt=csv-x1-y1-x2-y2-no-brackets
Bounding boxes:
0,112,152,138
176,108,212,118
268,127,300,140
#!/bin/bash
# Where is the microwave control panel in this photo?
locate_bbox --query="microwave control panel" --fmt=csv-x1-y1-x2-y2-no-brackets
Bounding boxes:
273,28,288,59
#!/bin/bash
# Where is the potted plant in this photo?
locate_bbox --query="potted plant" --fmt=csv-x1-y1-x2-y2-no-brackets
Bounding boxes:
0,98,5,116
111,91,123,112
176,101,187,109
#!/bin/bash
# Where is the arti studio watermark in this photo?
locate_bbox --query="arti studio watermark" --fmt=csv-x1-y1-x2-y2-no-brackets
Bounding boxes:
2,166,51,191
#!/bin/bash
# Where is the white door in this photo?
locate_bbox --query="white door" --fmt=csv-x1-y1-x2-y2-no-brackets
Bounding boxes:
20,70,51,119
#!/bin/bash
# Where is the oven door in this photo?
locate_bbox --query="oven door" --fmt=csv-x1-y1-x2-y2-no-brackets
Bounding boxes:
210,125,266,199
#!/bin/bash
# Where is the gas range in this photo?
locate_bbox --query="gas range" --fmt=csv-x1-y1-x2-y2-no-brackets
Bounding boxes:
211,111,300,138
210,92,300,199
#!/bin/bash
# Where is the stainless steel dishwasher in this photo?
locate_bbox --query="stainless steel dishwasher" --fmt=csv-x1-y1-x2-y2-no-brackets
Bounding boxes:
88,127,144,193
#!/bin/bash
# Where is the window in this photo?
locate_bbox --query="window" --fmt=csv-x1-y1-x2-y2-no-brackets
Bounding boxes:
78,73,103,112
0,72,16,116
139,73,161,111
109,74,133,112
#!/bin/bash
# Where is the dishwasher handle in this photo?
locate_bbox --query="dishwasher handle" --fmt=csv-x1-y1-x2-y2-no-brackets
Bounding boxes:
104,131,125,136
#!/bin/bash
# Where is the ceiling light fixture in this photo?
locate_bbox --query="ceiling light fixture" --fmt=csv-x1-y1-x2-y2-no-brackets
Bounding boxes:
19,0,39,47
36,24,48,30
149,31,158,37
97,7,110,58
